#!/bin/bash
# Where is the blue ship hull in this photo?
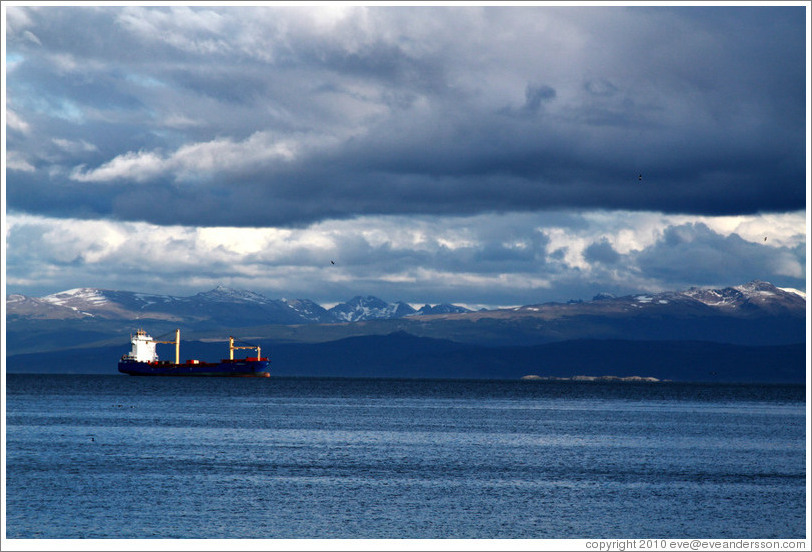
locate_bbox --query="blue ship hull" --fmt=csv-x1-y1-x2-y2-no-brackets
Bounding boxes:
119,358,270,377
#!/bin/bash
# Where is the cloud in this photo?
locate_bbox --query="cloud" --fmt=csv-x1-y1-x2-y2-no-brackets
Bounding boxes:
635,222,805,286
6,109,30,134
3,6,807,307
4,6,806,227
6,151,36,172
584,238,621,265
70,131,300,184
6,211,805,306
523,84,556,113
71,150,166,183
584,78,618,98
21,29,42,46
52,138,97,154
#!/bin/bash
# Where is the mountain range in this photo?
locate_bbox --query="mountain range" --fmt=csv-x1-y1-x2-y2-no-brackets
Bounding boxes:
6,285,473,326
5,280,807,382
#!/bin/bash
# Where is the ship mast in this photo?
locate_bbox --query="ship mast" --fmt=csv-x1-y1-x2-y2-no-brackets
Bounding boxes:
229,337,261,360
151,329,180,364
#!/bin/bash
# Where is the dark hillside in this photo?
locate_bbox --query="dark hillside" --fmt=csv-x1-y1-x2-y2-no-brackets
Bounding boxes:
6,334,805,384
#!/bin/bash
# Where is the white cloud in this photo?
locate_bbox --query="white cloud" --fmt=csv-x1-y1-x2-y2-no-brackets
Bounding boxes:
6,151,36,172
71,150,166,183
52,138,98,154
70,131,299,183
170,132,297,178
162,114,203,128
116,7,229,56
6,109,30,134
5,210,805,305
575,210,807,258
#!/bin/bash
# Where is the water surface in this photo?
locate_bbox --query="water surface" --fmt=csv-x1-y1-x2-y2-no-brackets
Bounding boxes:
5,375,805,539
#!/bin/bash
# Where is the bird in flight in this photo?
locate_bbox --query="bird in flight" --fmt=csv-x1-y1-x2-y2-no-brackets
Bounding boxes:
330,260,335,265
638,174,642,182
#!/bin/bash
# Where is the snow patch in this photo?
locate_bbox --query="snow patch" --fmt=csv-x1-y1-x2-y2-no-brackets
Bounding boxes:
43,288,108,306
779,287,806,300
133,293,174,307
198,285,270,304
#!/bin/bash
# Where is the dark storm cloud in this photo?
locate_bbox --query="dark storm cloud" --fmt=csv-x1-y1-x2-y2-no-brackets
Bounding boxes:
635,222,803,288
584,238,621,265
522,84,556,114
5,6,807,228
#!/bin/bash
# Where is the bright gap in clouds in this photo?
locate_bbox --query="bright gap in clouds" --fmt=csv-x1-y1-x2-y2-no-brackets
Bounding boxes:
4,210,807,307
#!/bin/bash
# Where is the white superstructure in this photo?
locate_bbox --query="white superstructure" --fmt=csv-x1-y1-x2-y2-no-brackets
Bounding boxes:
124,329,159,362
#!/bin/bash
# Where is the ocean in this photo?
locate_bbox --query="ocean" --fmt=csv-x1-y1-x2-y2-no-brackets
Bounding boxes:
4,374,806,540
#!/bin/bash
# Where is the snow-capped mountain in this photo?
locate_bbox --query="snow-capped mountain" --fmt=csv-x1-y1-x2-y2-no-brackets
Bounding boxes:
43,287,187,310
5,280,806,361
684,280,806,314
7,293,90,319
19,286,330,325
9,287,432,325
9,280,805,326
192,285,270,304
642,280,805,315
510,280,806,318
7,280,806,351
327,296,417,322
412,303,473,316
42,287,110,308
280,298,331,323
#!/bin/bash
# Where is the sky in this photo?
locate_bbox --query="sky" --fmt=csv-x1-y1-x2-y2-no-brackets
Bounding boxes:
3,3,810,308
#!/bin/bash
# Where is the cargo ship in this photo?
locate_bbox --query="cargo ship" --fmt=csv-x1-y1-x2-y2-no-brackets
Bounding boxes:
118,329,270,377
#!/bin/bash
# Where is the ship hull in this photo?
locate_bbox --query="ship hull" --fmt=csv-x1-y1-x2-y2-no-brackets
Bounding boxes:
118,358,270,377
